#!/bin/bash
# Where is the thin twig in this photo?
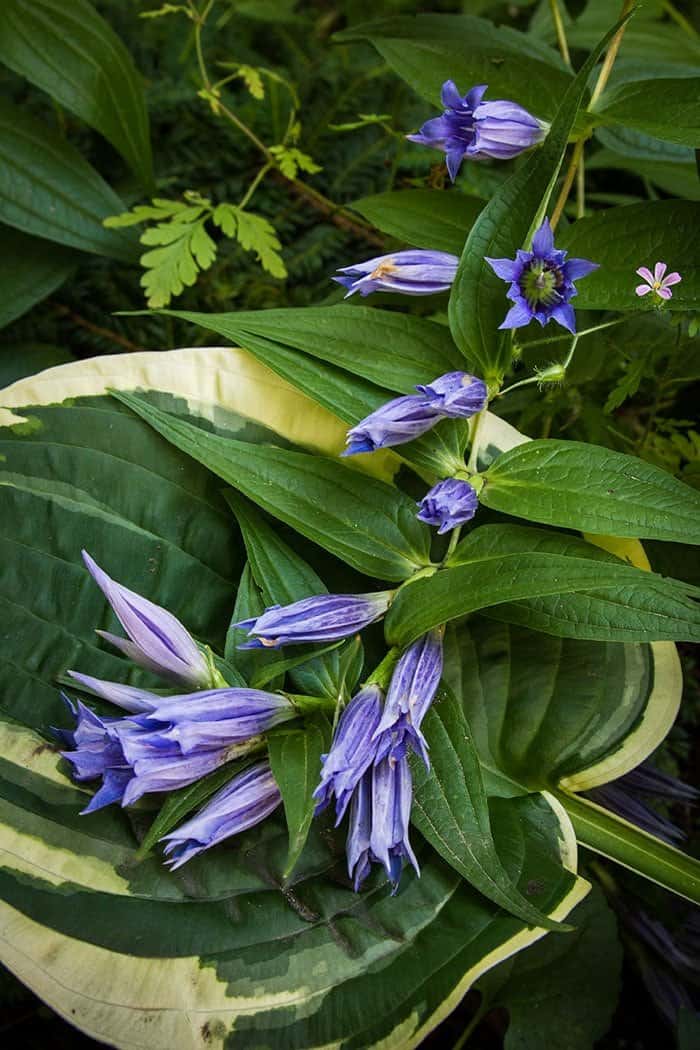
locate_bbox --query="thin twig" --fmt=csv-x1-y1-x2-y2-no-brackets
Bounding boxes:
50,303,143,353
549,0,572,68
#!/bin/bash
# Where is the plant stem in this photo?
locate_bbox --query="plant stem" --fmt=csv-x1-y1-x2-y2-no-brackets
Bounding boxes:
553,788,700,905
466,410,485,472
576,148,586,217
444,526,463,564
661,0,698,36
548,0,572,68
588,0,636,110
452,1004,489,1050
239,161,273,209
551,0,634,229
516,316,628,350
561,333,580,371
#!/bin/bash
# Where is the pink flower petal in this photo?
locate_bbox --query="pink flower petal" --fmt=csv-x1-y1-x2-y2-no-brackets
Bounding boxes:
656,286,673,300
636,266,654,284
662,272,682,287
654,261,667,282
635,284,652,297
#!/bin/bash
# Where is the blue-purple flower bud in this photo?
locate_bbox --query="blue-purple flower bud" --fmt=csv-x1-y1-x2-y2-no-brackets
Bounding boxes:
417,478,479,534
407,81,546,181
333,249,459,298
82,551,210,688
486,217,598,334
369,754,419,893
235,591,392,648
65,671,161,713
343,395,443,455
374,630,443,766
415,372,488,418
585,761,697,847
160,761,281,869
314,685,383,821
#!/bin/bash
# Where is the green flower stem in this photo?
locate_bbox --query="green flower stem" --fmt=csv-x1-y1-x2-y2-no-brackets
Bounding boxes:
364,647,401,690
553,787,700,905
466,409,486,473
443,526,463,564
548,0,572,68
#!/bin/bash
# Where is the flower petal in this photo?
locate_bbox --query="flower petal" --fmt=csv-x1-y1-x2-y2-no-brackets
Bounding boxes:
531,218,554,257
654,261,668,282
635,284,653,296
636,266,654,284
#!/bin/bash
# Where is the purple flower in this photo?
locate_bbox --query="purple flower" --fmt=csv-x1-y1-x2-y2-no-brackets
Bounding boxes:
374,630,443,767
416,372,488,418
346,757,419,895
314,685,383,821
128,688,295,755
235,591,392,648
333,250,459,298
65,671,161,714
82,551,210,688
585,761,697,846
343,394,443,455
407,80,546,181
486,217,599,333
58,697,134,814
160,761,281,869
417,478,479,534
635,262,682,301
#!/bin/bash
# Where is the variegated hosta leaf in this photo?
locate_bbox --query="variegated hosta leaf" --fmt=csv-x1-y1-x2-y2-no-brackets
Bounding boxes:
0,348,680,1047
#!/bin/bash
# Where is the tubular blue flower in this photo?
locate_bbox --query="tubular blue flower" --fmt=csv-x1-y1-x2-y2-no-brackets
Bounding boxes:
585,761,697,846
127,688,295,755
235,591,392,648
486,217,599,333
314,685,383,821
417,478,479,534
415,372,488,418
407,81,546,181
343,395,443,455
65,671,161,714
346,771,373,891
58,697,134,814
82,551,210,688
369,754,419,893
374,630,443,767
160,760,281,869
333,250,459,298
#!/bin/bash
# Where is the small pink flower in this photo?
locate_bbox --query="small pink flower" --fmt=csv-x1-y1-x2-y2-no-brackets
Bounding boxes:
635,262,682,301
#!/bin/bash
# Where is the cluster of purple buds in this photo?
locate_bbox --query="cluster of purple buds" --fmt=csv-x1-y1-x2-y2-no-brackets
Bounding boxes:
60,554,292,862
486,217,599,334
343,371,487,456
314,629,443,893
407,80,547,181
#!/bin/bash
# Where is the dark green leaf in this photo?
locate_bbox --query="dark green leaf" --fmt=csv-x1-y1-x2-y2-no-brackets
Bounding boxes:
336,14,572,119
0,99,139,261
593,77,700,148
268,712,331,878
448,17,627,381
0,0,153,187
0,343,75,390
479,887,621,1050
225,563,283,688
412,685,568,931
136,758,251,858
113,390,432,581
558,201,699,311
481,439,700,542
350,189,483,255
384,524,700,646
0,227,76,328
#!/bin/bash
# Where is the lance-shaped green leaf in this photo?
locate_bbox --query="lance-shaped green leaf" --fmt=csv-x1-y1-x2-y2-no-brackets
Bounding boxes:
268,712,331,879
113,390,432,581
384,525,700,646
225,563,283,689
335,14,571,118
411,685,569,932
223,491,360,699
481,439,700,543
447,16,629,382
0,227,76,329
351,189,483,255
155,306,461,394
0,99,139,262
592,77,700,148
555,789,700,905
557,201,699,312
0,0,153,188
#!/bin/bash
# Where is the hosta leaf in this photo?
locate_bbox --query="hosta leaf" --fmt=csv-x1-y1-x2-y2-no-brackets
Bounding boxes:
384,524,700,647
351,189,483,255
558,201,699,311
0,98,138,262
0,0,153,188
113,390,433,581
447,16,627,382
411,685,568,932
481,439,700,542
